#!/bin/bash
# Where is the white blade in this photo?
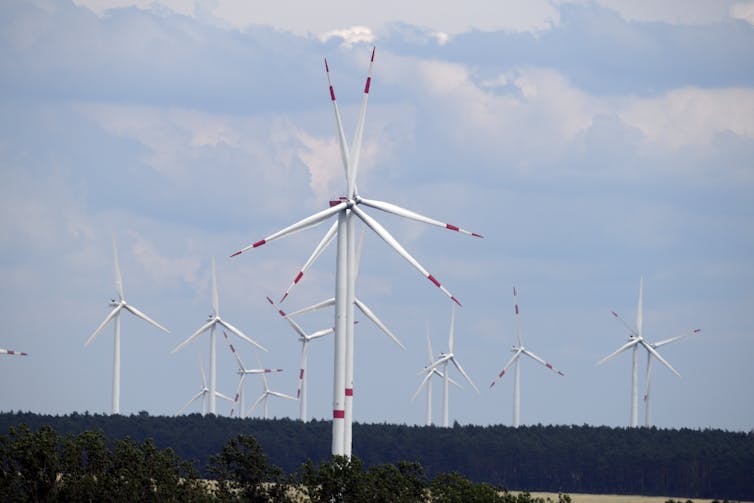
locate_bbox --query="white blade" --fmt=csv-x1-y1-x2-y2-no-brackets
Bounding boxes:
513,285,522,347
123,303,169,333
640,340,681,377
269,390,297,401
177,390,204,415
308,327,334,340
324,58,351,183
654,329,701,348
351,205,462,306
231,201,347,257
222,330,246,372
216,391,234,403
596,338,640,366
357,197,483,239
637,276,644,339
449,303,456,354
347,47,375,196
434,369,463,389
297,341,309,399
211,257,219,316
198,353,207,387
611,310,639,338
218,318,268,352
489,349,522,388
451,357,480,394
425,354,452,374
522,348,565,376
171,319,215,354
85,305,122,347
280,221,337,303
247,393,266,416
283,298,335,318
411,369,434,402
425,321,433,363
112,237,124,301
354,297,405,349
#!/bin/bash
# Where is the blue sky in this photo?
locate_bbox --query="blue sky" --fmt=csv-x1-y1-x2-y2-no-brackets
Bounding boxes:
1,0,753,431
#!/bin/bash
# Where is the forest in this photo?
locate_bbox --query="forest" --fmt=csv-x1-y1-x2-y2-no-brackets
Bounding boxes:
1,411,751,501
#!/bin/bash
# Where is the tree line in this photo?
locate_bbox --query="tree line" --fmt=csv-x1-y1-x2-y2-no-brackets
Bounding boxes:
1,412,751,501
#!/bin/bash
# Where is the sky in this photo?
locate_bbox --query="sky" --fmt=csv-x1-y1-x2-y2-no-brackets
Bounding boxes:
1,0,753,433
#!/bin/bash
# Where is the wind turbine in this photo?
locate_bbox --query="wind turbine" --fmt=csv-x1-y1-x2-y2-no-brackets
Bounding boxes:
597,276,686,428
0,348,28,356
176,352,233,416
85,238,169,415
171,257,266,415
231,48,481,455
426,304,479,427
266,297,332,421
412,320,461,426
246,352,297,419
489,286,564,428
643,330,701,426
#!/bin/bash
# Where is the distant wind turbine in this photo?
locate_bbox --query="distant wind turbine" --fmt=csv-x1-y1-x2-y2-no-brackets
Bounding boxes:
489,286,564,427
426,304,479,427
176,352,233,416
85,238,169,415
246,352,297,419
171,258,266,415
412,320,461,426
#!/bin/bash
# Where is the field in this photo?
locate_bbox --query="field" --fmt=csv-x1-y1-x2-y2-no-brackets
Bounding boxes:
518,492,752,503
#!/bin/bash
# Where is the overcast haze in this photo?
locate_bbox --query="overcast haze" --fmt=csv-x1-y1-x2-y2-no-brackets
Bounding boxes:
1,0,753,432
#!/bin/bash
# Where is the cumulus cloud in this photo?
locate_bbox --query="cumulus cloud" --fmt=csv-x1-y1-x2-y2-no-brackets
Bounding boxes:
319,25,375,47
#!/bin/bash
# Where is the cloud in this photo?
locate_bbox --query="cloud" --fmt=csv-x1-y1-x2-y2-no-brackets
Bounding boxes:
319,26,375,48
730,1,754,25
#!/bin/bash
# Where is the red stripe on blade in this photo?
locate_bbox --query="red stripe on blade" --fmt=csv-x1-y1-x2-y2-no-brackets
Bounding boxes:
446,224,459,232
299,369,304,379
472,232,484,238
280,292,289,303
294,271,304,283
515,305,519,315
451,296,463,307
428,274,441,287
329,86,336,101
278,309,286,317
253,239,266,248
230,250,242,257
333,409,345,419
325,58,329,72
345,388,353,396
546,363,553,369
364,77,371,93
370,47,375,61
499,370,505,377
694,329,701,333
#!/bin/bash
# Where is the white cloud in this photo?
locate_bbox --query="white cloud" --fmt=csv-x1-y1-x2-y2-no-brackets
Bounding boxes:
730,1,754,25
319,26,375,47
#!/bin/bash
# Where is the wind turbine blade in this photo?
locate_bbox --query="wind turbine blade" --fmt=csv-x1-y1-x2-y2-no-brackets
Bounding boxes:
211,258,219,316
247,394,266,416
85,306,121,347
357,197,483,238
218,318,268,352
177,391,204,415
112,237,124,301
411,370,434,402
522,349,565,376
451,358,480,394
347,47,375,196
653,329,701,348
267,296,307,339
324,58,351,183
255,352,270,389
308,327,334,340
513,285,522,347
426,321,434,363
0,348,28,356
637,276,644,339
425,354,452,373
222,330,246,372
596,339,639,366
641,340,681,377
611,310,639,338
231,374,245,416
216,392,234,403
446,374,463,389
231,202,347,257
270,391,297,401
171,319,214,354
351,205,462,306
198,353,207,387
354,297,405,349
297,341,309,399
280,221,337,303
123,304,169,333
489,350,522,388
283,298,335,318
448,304,455,354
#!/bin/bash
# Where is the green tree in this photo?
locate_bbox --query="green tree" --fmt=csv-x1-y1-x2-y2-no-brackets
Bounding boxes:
0,424,61,502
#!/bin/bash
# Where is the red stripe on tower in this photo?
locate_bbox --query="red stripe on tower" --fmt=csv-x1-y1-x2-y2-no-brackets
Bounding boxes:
345,388,353,397
333,409,345,419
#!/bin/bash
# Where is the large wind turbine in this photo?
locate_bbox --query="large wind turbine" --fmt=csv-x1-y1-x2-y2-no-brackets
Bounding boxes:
231,49,481,455
172,258,266,415
246,352,297,419
176,352,233,416
489,286,564,427
597,276,687,427
264,298,330,421
85,238,169,414
0,348,28,356
222,330,284,419
426,304,479,427
412,321,461,426
643,330,700,426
